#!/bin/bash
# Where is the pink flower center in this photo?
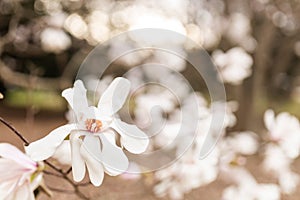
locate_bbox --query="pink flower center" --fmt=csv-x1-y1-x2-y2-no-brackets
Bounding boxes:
85,119,102,133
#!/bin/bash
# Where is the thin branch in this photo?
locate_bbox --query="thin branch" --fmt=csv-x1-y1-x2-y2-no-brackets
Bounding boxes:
46,186,75,194
43,160,89,199
44,160,65,174
43,170,63,178
78,181,92,186
65,167,72,175
0,117,30,145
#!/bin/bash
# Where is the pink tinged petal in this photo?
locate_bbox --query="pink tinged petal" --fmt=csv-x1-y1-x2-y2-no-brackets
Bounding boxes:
0,143,36,170
0,159,28,181
0,181,12,199
98,132,129,176
62,80,89,119
0,162,20,198
97,77,131,116
70,131,86,182
25,124,76,161
111,119,149,154
80,135,104,186
0,170,32,200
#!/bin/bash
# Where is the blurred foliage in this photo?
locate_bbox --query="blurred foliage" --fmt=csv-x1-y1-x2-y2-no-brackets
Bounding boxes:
4,89,65,111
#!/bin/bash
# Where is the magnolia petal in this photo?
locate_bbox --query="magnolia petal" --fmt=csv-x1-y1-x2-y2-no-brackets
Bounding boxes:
98,132,129,176
111,119,149,154
97,77,131,116
0,182,11,199
30,173,43,191
11,182,34,200
25,124,76,161
70,131,86,182
62,80,89,119
83,106,112,122
0,160,33,199
0,143,36,170
0,159,26,181
52,140,72,166
80,135,104,186
0,166,21,199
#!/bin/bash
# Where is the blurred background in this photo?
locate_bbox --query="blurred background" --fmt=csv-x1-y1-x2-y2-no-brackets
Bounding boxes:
1,0,300,199
0,0,300,130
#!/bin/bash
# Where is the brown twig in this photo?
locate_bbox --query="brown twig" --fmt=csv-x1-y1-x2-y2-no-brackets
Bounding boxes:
46,186,75,194
65,167,72,175
43,170,63,178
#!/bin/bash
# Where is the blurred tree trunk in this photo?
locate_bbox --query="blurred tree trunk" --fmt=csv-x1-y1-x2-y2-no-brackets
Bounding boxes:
246,18,276,131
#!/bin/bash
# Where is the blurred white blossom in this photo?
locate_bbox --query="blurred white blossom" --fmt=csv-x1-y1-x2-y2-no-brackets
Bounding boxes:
212,47,253,85
263,109,300,194
64,13,88,39
44,12,67,28
154,135,219,200
263,144,300,194
264,109,300,159
86,11,110,45
40,28,71,53
222,181,280,200
134,91,176,127
226,132,259,156
225,13,256,52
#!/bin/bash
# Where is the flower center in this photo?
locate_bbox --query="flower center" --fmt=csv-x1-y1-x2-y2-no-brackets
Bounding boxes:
85,119,103,133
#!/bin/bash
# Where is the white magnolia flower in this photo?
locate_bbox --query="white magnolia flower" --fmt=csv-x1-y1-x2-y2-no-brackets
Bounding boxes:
263,144,299,194
26,77,149,186
212,47,253,85
264,109,300,159
0,143,43,200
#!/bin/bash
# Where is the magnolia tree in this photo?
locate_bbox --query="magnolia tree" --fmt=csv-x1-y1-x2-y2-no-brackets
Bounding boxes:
1,0,300,200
